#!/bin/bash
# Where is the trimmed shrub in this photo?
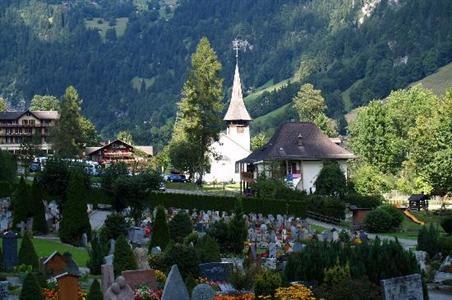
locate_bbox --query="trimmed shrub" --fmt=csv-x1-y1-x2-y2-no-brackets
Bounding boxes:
18,234,39,271
113,235,137,276
208,220,230,253
229,200,247,254
379,205,404,229
195,235,221,263
364,209,393,233
163,243,199,279
315,161,347,197
20,273,43,300
168,211,193,242
315,278,381,300
439,236,452,256
254,270,282,297
12,177,30,228
149,206,170,250
342,193,383,209
418,224,441,258
87,232,106,275
101,213,129,241
441,215,452,235
87,279,103,300
31,178,48,234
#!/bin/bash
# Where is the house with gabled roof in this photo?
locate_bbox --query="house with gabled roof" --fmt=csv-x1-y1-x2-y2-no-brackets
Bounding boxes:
238,122,355,193
0,110,59,154
85,139,153,166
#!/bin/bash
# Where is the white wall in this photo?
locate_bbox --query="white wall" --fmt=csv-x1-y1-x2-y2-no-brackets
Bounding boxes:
301,161,323,193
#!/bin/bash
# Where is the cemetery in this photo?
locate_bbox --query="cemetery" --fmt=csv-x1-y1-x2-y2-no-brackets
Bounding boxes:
0,157,450,299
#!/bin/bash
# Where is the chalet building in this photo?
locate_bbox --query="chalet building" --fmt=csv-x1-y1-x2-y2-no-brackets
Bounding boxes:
0,110,59,154
238,122,355,193
85,139,153,166
204,61,252,183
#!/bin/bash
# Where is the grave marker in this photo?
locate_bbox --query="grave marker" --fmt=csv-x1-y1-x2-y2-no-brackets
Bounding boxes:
101,264,114,294
380,273,423,300
121,269,157,290
199,262,233,281
105,276,134,300
162,265,190,300
55,273,80,300
2,231,17,271
192,283,215,300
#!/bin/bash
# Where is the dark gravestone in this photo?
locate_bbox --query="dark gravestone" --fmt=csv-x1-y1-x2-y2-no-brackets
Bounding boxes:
380,273,423,300
0,281,8,299
199,262,233,282
2,231,18,271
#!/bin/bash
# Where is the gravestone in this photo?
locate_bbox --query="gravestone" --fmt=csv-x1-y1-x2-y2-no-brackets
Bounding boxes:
151,246,161,255
414,251,427,272
191,284,215,300
104,276,134,300
2,231,18,271
128,227,145,245
133,247,150,269
104,254,114,265
268,242,277,258
380,273,423,300
108,239,116,255
199,262,233,281
0,281,8,299
162,265,190,300
81,233,88,247
101,264,115,294
121,269,157,290
292,242,303,253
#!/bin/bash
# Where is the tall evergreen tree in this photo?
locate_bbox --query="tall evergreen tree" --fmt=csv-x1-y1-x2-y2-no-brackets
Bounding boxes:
113,234,137,276
87,279,103,300
168,211,193,242
169,37,224,178
51,86,84,158
228,200,247,254
59,170,91,245
31,178,48,234
18,234,39,271
12,177,30,228
149,205,170,250
87,232,106,275
20,273,43,300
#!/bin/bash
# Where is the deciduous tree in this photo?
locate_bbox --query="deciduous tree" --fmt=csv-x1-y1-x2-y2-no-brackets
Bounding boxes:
29,95,59,111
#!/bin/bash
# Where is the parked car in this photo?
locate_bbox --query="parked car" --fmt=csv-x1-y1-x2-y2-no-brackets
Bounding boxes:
167,174,188,183
159,182,166,192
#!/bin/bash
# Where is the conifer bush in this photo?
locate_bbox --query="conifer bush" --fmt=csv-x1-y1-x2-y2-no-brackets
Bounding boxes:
101,213,128,241
87,279,103,300
59,170,91,245
12,177,30,228
162,243,199,279
228,200,247,254
31,178,48,234
87,232,106,275
149,206,170,250
364,208,393,233
195,234,221,263
441,215,452,235
20,273,43,300
18,234,39,271
254,270,282,298
113,234,137,276
168,211,193,242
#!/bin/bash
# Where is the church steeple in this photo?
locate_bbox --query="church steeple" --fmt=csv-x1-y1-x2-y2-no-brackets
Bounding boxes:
223,62,252,122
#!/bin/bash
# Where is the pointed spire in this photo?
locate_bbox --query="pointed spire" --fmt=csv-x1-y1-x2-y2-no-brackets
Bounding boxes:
224,62,252,121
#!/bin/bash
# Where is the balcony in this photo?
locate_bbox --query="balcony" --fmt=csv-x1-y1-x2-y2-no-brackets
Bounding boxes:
103,151,133,158
0,123,52,127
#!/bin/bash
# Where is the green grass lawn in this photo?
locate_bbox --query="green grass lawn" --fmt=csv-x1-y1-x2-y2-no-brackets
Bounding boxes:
0,238,89,267
85,17,129,40
411,62,452,95
165,182,240,196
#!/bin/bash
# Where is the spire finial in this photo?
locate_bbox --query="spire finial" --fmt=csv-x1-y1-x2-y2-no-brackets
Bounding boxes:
232,39,240,65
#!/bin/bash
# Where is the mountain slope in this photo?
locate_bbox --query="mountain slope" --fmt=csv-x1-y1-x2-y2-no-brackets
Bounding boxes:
0,0,451,148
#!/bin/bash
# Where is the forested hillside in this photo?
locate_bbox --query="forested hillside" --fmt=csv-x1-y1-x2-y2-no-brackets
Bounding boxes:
0,0,451,148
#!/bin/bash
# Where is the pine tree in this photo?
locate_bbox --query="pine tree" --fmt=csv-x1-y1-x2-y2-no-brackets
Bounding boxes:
169,37,224,178
50,86,84,158
228,200,247,254
149,206,170,250
20,273,43,300
12,177,30,228
18,233,39,271
113,234,137,276
195,234,221,263
87,279,103,300
59,170,91,245
87,232,106,275
31,178,48,234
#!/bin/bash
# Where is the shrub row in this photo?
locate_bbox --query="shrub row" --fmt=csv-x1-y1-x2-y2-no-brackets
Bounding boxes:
341,193,383,209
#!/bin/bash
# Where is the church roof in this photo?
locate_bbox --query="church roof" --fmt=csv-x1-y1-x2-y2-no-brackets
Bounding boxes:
240,122,355,163
223,64,252,121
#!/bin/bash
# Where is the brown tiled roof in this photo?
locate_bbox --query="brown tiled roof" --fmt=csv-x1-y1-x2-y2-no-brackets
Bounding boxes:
224,64,252,121
241,122,355,162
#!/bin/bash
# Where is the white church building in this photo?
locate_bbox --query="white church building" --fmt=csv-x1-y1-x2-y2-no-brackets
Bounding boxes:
204,62,252,183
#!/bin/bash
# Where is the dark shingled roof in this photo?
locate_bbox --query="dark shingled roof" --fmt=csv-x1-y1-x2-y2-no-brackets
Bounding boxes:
0,110,58,120
241,122,355,163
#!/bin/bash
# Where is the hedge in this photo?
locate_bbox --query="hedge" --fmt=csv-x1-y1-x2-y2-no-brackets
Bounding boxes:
341,193,383,209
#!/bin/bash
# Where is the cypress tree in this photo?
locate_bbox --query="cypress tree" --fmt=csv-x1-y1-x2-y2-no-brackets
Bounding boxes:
168,211,193,242
12,177,30,228
195,234,221,263
87,232,106,275
113,235,137,276
20,273,43,300
87,279,103,300
228,200,247,254
18,233,39,271
149,206,170,250
31,178,48,234
59,170,91,245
